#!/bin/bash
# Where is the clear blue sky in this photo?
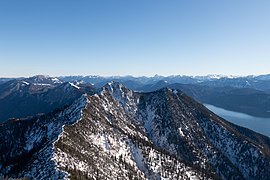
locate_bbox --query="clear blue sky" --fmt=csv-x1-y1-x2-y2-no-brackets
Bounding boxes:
0,0,269,77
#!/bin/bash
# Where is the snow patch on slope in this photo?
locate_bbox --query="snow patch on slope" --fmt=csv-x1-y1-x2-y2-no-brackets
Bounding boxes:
22,81,30,85
68,82,80,89
100,132,110,151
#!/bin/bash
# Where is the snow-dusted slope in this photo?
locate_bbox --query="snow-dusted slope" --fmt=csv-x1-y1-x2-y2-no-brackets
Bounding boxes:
0,95,87,179
98,82,270,179
135,88,270,179
53,86,206,179
1,82,270,179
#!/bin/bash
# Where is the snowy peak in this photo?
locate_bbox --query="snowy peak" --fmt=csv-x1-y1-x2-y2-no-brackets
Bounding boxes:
102,81,135,103
0,77,94,122
24,75,63,85
101,81,140,115
196,74,239,80
0,75,64,95
0,75,63,96
103,81,126,93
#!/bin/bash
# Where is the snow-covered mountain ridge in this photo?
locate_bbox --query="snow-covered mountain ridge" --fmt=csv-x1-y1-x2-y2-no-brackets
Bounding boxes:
0,76,95,122
1,82,270,179
0,94,88,178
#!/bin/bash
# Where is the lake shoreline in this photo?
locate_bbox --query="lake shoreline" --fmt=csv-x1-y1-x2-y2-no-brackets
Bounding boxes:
205,104,270,137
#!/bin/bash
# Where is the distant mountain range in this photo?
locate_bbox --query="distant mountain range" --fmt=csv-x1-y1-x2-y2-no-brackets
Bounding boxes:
58,74,270,91
0,75,94,122
3,73,270,88
1,74,270,121
1,81,270,179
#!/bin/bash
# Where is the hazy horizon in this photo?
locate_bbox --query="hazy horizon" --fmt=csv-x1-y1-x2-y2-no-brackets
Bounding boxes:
1,73,269,79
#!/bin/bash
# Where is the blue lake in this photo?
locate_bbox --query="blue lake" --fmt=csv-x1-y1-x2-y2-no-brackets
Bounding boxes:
204,104,270,138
